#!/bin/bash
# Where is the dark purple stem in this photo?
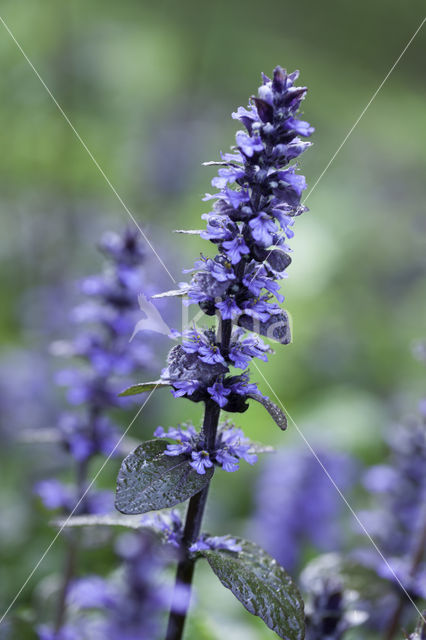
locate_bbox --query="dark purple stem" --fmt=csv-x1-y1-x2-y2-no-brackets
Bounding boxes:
383,512,426,640
164,319,231,640
53,533,79,632
54,457,88,632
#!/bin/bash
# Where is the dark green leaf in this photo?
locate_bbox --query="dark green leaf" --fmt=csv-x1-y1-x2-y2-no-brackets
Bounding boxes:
119,379,170,397
53,512,175,545
115,440,213,514
248,394,288,430
203,537,304,640
53,512,181,546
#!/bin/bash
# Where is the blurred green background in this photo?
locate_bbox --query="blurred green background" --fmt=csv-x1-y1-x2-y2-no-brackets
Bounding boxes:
1,0,426,638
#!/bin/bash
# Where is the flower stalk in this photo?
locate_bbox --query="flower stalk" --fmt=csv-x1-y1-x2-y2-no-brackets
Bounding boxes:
160,68,313,638
165,322,230,640
115,66,313,640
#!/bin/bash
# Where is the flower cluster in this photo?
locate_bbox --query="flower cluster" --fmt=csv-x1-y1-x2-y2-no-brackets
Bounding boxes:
251,448,356,571
151,509,242,554
154,420,257,474
162,327,264,413
58,228,154,413
161,67,313,409
165,326,270,409
35,228,153,516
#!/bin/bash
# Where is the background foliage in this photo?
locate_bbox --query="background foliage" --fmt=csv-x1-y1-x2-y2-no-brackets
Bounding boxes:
1,1,426,638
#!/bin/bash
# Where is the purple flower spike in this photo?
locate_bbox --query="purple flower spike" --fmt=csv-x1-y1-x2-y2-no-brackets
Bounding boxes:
170,66,313,415
132,67,314,638
34,225,159,543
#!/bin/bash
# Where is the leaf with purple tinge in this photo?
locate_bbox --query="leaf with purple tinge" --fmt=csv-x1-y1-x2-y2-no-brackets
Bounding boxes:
248,393,288,430
53,512,175,544
202,537,305,640
115,440,213,514
53,513,148,530
173,229,204,235
119,380,171,397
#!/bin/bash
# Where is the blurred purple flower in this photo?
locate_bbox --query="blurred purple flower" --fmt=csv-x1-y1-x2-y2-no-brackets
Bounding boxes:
358,415,426,558
105,532,173,639
354,407,426,630
34,479,74,511
37,625,80,640
251,448,356,571
67,575,117,609
45,532,173,640
34,479,113,515
37,227,157,518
